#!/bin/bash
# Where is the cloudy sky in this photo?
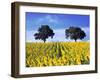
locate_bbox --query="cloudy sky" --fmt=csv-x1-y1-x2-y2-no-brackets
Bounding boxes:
25,12,90,42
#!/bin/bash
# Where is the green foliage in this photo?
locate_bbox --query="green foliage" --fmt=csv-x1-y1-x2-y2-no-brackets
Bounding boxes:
65,27,86,42
34,25,55,42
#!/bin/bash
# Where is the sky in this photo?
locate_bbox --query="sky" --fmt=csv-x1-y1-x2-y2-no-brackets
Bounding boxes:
25,12,90,42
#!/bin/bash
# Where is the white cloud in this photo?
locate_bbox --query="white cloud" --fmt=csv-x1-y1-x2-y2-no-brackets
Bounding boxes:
81,27,90,41
81,27,89,32
26,30,41,42
36,15,58,24
47,29,66,42
45,15,58,23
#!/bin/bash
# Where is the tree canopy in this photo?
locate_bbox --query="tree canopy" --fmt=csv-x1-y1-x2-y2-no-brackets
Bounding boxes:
65,26,86,42
34,25,55,43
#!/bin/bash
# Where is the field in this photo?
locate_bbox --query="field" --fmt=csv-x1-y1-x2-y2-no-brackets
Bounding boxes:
26,42,90,67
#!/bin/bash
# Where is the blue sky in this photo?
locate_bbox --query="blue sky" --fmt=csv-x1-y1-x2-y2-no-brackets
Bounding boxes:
26,12,90,42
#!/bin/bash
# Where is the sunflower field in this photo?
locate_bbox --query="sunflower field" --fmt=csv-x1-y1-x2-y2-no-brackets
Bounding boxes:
26,42,90,67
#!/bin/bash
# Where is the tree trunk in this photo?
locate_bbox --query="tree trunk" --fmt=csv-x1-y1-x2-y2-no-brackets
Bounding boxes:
75,39,77,42
43,39,46,43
